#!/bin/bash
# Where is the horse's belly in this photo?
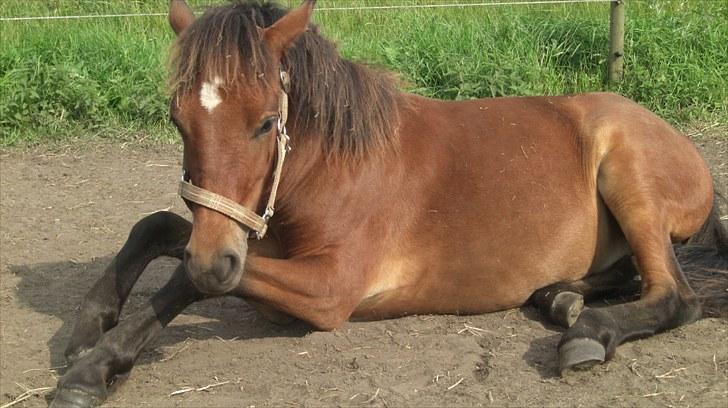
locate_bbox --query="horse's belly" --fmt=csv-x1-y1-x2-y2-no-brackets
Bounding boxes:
352,199,630,319
353,244,593,319
352,260,547,319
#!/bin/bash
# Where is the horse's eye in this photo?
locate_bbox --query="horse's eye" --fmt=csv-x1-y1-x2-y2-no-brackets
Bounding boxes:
255,117,277,138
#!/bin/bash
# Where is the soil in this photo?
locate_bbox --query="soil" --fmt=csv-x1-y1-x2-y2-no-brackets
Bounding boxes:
1,130,726,408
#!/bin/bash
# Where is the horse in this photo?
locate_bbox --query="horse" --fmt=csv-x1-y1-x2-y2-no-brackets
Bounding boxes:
51,1,727,407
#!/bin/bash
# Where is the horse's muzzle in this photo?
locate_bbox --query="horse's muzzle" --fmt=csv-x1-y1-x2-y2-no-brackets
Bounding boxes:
184,245,246,295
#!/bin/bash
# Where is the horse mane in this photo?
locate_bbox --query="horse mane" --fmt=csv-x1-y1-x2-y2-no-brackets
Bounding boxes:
169,0,402,159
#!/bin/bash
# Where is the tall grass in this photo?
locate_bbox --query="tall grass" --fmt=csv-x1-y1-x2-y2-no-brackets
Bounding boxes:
1,0,726,145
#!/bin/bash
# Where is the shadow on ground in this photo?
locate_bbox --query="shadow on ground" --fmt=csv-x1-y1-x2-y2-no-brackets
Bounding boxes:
10,245,726,384
10,256,312,373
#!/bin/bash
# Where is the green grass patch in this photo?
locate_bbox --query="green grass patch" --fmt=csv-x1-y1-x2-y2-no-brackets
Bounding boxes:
1,0,726,145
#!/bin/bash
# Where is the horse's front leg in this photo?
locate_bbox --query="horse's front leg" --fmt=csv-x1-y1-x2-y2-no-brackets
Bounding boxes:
51,264,204,408
65,211,191,363
232,255,365,330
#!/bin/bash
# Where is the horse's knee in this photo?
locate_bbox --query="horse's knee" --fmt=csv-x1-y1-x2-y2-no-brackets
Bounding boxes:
130,211,190,242
307,300,351,331
125,211,191,258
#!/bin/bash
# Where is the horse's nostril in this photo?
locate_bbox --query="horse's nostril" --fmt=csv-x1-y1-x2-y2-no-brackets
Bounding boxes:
184,246,242,293
216,249,241,281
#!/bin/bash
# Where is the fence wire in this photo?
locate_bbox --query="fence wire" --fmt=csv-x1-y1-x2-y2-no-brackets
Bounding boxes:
1,0,615,22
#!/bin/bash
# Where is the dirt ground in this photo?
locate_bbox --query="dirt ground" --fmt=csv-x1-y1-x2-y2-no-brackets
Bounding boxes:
1,129,726,408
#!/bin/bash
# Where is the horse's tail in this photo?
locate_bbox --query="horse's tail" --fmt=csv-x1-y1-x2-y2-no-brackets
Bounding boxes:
678,190,728,317
685,191,728,251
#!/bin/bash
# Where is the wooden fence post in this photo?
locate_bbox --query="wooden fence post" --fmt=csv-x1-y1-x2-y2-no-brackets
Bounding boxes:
608,0,625,83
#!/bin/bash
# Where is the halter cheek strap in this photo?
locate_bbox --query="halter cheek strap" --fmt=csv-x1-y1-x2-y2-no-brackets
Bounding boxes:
178,70,292,240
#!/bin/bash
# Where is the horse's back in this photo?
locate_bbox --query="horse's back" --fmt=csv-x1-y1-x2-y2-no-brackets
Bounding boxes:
354,92,712,319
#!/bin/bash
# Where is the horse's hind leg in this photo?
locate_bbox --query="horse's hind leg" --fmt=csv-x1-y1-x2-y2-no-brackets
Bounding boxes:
531,256,639,327
51,264,203,408
558,148,708,374
65,211,191,363
559,246,700,373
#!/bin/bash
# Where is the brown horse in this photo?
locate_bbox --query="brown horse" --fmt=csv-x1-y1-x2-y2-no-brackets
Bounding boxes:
51,1,727,407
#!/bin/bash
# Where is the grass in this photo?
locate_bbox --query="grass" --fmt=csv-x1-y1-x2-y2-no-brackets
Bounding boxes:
1,0,726,145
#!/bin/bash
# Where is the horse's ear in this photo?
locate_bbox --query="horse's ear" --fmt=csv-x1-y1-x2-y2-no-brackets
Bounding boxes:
169,0,195,36
263,0,315,58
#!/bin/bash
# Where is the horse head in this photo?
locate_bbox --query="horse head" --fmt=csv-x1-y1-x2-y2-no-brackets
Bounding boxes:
167,0,315,295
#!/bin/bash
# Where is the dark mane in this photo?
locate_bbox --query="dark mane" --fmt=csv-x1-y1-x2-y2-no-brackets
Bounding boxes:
169,0,402,158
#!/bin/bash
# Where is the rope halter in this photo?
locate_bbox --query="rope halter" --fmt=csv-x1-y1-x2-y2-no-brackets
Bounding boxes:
178,70,292,240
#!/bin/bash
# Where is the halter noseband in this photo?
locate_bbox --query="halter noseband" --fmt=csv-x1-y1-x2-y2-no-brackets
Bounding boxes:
178,69,292,240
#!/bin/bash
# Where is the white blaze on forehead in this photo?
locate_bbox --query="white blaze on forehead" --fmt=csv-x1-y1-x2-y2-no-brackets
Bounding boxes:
199,76,223,113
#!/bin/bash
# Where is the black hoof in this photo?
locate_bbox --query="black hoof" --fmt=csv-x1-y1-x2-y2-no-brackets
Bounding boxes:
550,291,584,328
50,388,103,408
558,338,605,375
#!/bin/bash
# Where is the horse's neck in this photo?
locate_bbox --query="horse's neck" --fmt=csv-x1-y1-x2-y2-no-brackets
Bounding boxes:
270,123,397,251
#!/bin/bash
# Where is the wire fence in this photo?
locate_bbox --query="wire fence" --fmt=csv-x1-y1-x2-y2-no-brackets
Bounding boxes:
1,0,614,22
1,0,624,82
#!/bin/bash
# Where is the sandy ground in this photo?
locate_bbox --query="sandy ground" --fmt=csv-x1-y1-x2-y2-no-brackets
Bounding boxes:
1,130,726,407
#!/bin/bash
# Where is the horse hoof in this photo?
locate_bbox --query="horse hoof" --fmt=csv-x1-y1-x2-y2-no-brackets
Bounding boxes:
551,291,584,328
559,338,605,375
50,388,103,408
